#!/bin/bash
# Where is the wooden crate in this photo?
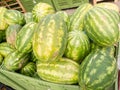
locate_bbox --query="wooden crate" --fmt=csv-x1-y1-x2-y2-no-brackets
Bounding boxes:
0,0,26,13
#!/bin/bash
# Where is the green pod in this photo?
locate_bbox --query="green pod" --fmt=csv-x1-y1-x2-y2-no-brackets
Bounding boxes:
3,50,30,71
79,50,117,90
37,58,79,84
4,9,25,25
0,42,15,57
6,24,22,46
33,13,67,62
64,30,90,63
15,22,37,53
20,62,36,77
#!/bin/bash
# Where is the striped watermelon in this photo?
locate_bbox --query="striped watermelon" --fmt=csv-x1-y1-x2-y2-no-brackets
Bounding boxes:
0,42,15,57
32,13,67,62
6,24,22,46
4,9,25,25
64,30,90,63
20,62,36,77
3,50,30,71
15,22,37,54
37,58,79,84
69,3,92,31
95,2,119,12
0,7,8,30
32,2,55,22
79,49,117,90
85,7,120,46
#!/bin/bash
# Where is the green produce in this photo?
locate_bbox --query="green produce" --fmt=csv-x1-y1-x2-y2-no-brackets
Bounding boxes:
85,7,119,46
15,22,37,54
0,42,15,57
4,9,25,25
30,52,38,62
3,50,30,71
95,2,120,12
0,54,3,65
33,13,67,62
20,62,36,77
0,30,6,43
6,24,22,46
24,12,34,23
0,7,8,30
69,3,92,31
32,2,55,22
37,58,79,84
64,30,90,63
79,50,117,90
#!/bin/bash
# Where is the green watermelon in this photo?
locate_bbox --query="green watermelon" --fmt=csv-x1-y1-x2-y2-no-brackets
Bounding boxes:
20,62,36,77
32,13,67,62
24,12,34,23
64,30,90,63
95,2,119,12
15,22,37,54
3,50,30,71
0,42,15,57
37,58,79,84
85,7,120,46
79,49,117,90
4,9,25,25
6,24,22,46
32,2,55,22
0,7,8,30
69,3,92,31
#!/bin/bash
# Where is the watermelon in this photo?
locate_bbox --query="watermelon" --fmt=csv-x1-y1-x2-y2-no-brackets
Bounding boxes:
64,30,90,63
0,42,15,57
6,24,22,46
69,3,92,31
24,12,34,23
32,2,55,22
37,58,79,84
79,49,117,90
0,7,8,30
95,2,119,12
32,13,67,62
4,9,25,25
3,50,30,71
15,22,37,54
20,62,36,77
85,7,120,46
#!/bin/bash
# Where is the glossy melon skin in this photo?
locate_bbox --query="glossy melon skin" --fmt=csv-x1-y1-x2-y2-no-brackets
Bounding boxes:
37,58,79,84
64,30,90,63
32,2,55,22
85,7,120,46
79,49,117,90
24,12,34,23
32,13,67,62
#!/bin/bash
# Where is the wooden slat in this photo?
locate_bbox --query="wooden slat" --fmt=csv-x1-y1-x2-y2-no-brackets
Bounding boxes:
16,0,26,13
7,2,18,7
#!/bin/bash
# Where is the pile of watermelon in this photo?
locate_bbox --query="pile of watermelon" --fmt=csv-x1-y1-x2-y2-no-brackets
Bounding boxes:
0,2,120,90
